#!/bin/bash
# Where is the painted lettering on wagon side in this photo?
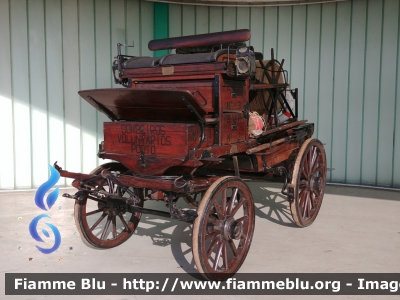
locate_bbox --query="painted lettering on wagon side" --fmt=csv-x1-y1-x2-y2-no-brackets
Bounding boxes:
117,124,171,155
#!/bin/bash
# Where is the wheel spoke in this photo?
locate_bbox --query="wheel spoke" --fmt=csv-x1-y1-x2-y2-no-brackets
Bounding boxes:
235,215,248,223
100,215,112,240
213,200,224,219
112,216,117,239
228,239,239,257
89,212,107,231
207,236,220,257
302,193,310,219
230,198,245,217
208,215,222,226
85,208,103,217
222,240,229,270
118,213,131,232
213,242,224,270
221,189,227,213
227,188,238,215
205,230,220,241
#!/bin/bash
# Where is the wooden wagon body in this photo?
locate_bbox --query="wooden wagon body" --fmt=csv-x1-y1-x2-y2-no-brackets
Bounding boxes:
56,29,327,280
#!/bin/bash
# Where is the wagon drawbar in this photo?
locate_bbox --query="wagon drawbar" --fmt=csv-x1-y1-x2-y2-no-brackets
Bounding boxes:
56,29,327,281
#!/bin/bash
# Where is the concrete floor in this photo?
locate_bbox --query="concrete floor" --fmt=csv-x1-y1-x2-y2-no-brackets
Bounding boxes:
0,182,399,300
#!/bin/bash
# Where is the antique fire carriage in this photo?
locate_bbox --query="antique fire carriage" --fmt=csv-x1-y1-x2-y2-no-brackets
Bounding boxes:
55,29,327,280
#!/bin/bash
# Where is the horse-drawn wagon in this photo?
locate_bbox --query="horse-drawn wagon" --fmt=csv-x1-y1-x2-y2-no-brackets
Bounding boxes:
55,29,327,280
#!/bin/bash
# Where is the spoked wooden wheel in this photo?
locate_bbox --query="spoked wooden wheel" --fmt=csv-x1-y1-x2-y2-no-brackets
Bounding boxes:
192,176,255,281
74,163,143,248
290,138,327,227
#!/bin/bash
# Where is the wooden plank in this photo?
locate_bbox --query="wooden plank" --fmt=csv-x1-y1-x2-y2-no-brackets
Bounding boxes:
290,5,306,120
168,4,182,38
236,7,249,31
303,4,321,127
46,0,65,186
78,0,98,173
263,7,278,61
317,2,336,181
377,0,399,186
111,0,126,78
10,0,31,188
277,6,292,76
249,8,263,54
223,7,236,31
209,6,222,33
182,5,195,36
140,0,154,57
94,0,112,165
394,14,400,188
346,0,367,185
361,0,383,185
195,6,209,34
0,0,15,188
62,0,81,182
28,0,48,187
331,1,351,183
126,0,141,56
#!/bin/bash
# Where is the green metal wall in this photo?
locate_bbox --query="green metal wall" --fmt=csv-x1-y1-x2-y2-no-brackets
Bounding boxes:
0,0,399,189
0,0,154,188
167,0,400,188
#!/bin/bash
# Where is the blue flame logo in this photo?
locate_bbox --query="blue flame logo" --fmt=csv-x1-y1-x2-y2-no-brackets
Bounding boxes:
35,165,60,211
29,214,61,254
30,164,61,254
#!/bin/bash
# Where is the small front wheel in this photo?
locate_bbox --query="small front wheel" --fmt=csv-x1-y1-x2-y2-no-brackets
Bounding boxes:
192,176,255,281
74,163,143,248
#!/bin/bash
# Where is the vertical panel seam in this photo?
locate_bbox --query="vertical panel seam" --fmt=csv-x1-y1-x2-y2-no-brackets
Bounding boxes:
345,0,353,183
235,6,237,29
262,7,265,56
44,0,50,176
289,6,293,84
124,0,127,44
78,0,83,172
375,0,384,185
360,0,369,184
195,5,197,34
27,0,34,188
139,0,142,56
208,6,210,33
222,7,225,31
329,2,338,182
276,6,279,58
317,4,322,140
109,0,112,87
9,0,16,188
61,0,66,184
392,0,400,187
94,0,99,166
302,5,307,120
180,4,183,36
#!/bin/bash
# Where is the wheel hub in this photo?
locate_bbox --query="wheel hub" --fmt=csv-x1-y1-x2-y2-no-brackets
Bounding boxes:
308,175,315,192
308,176,322,192
223,217,243,240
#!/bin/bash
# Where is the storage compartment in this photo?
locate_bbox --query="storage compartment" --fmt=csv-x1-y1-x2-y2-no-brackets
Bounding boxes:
135,79,214,113
103,121,214,158
220,113,247,145
220,78,247,112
